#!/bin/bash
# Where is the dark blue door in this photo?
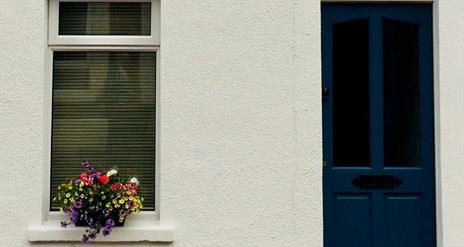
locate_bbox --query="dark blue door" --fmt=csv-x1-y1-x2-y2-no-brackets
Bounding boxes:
322,4,435,247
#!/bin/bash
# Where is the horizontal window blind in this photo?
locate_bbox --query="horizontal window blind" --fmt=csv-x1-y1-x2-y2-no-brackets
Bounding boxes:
51,51,156,210
59,2,151,35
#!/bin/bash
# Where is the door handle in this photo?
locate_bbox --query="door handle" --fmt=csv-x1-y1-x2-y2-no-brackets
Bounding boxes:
322,86,329,101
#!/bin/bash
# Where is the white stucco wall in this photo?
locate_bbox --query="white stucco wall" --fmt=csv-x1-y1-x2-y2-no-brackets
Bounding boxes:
0,1,462,247
436,1,464,247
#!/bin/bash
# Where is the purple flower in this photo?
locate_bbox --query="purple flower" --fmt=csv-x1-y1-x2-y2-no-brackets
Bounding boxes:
73,199,83,209
81,160,90,168
60,221,69,228
88,167,96,176
102,228,112,236
106,219,115,227
69,210,78,223
81,235,90,243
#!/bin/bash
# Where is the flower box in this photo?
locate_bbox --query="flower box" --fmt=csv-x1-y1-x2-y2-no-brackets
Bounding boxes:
74,218,125,227
54,160,143,242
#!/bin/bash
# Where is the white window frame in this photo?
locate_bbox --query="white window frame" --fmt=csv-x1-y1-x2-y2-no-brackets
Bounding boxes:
28,0,172,242
45,46,160,221
48,0,160,46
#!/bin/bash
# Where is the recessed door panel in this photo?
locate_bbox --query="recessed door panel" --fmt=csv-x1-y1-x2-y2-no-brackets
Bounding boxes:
326,194,372,247
384,194,423,247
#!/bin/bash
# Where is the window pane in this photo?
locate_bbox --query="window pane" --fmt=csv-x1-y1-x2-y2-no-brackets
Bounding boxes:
51,51,156,210
383,18,420,166
332,19,370,166
59,2,151,35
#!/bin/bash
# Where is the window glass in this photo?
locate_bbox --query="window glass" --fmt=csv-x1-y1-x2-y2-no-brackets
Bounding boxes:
59,2,151,35
51,51,156,210
383,18,421,166
332,19,370,166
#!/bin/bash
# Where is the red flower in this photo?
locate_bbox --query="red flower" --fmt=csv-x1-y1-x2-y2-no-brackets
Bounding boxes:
110,182,121,191
98,175,109,185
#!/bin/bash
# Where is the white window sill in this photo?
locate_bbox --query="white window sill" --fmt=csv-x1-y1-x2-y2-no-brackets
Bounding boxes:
27,220,174,242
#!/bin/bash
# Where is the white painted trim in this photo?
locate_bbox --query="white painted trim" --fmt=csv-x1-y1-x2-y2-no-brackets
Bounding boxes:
48,0,160,46
57,0,152,1
27,219,174,242
48,45,159,51
155,48,161,215
42,30,54,224
40,42,163,240
431,2,443,247
321,0,433,2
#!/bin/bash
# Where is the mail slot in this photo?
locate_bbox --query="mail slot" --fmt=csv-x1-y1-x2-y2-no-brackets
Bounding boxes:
352,175,402,189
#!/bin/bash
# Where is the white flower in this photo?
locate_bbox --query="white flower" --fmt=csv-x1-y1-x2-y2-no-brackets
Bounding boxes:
130,177,139,185
106,169,118,177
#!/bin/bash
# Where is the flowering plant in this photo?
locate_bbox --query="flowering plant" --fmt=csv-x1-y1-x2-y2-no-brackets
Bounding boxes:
53,160,143,242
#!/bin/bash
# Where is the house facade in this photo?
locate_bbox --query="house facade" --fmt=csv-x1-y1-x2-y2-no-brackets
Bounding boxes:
0,0,462,246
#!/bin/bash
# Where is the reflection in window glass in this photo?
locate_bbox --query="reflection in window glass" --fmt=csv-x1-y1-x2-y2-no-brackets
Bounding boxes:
59,2,151,35
332,19,370,167
383,18,421,166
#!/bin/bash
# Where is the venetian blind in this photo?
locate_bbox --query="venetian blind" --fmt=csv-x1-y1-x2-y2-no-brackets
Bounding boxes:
51,51,156,210
59,2,151,35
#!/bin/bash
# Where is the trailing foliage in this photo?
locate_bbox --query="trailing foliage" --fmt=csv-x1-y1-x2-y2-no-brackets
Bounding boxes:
54,160,143,242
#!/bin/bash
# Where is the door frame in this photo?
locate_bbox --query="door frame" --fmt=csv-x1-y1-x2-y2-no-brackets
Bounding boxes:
320,1,446,247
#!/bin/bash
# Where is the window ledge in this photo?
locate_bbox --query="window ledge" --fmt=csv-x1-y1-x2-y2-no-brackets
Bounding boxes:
27,220,174,242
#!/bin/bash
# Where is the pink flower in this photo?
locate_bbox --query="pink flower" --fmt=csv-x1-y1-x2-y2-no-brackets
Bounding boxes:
79,172,93,185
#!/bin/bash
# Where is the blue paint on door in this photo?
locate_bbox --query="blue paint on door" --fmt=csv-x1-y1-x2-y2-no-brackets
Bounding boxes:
322,4,435,247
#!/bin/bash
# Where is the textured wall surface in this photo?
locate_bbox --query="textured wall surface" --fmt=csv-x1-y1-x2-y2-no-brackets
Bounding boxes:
1,0,47,246
0,0,462,247
0,0,322,246
159,0,322,246
436,1,464,247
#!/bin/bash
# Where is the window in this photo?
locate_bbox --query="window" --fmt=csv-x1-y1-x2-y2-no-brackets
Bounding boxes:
49,0,160,45
47,0,160,213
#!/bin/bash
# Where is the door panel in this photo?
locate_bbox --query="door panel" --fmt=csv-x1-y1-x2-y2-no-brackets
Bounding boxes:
326,194,372,247
384,194,423,247
322,4,435,247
